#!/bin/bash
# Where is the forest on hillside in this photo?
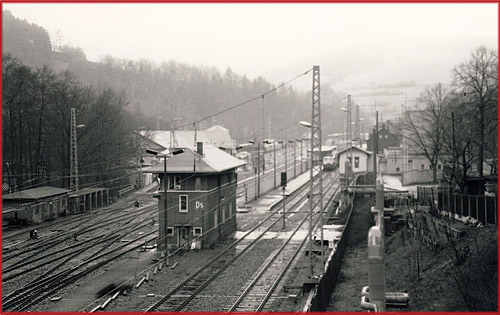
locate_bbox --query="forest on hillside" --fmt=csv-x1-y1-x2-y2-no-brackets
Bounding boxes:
3,10,349,143
2,10,349,193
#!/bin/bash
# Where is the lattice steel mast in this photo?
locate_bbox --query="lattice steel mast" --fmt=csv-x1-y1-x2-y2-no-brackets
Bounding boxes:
309,65,325,276
70,108,78,192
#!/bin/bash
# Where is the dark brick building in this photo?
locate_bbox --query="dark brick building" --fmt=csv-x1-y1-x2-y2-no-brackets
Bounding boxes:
367,125,401,154
145,144,245,252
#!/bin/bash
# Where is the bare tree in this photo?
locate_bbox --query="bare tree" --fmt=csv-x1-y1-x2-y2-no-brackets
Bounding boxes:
441,94,477,193
401,83,450,183
453,46,498,193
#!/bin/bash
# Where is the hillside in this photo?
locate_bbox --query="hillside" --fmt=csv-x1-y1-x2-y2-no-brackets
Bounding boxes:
3,10,351,141
327,197,498,312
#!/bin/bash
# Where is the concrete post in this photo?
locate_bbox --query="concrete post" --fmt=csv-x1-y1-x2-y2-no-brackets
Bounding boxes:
368,225,386,311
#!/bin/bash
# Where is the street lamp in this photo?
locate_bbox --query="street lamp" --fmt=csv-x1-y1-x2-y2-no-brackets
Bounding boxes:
146,148,184,264
70,107,85,193
296,139,303,174
341,100,353,184
289,140,296,178
263,140,275,189
248,139,260,200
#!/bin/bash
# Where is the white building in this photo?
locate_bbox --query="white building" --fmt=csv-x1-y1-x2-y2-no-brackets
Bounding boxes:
337,146,374,175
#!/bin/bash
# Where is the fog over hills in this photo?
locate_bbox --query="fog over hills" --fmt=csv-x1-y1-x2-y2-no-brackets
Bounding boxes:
262,35,496,117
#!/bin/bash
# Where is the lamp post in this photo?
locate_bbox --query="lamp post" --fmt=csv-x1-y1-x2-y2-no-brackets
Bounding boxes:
341,97,353,184
248,138,259,200
70,108,85,214
290,140,296,178
263,140,275,189
274,141,277,189
146,148,184,264
297,139,303,174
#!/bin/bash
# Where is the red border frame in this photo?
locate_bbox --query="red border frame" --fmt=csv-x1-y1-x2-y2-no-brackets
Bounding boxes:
0,1,498,315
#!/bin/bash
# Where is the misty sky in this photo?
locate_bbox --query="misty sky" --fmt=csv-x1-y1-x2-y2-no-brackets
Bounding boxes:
4,3,498,90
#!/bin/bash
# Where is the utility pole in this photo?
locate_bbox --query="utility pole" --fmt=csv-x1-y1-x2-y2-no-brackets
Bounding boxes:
300,139,303,174
348,95,353,183
257,141,261,199
355,105,360,144
373,111,379,184
284,140,287,178
273,141,277,189
261,96,266,173
293,140,296,178
268,116,272,142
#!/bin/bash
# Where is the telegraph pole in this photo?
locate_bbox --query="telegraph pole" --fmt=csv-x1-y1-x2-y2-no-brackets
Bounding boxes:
355,105,360,144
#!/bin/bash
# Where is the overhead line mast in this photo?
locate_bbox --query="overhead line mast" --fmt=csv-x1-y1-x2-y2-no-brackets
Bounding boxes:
309,65,325,274
70,108,78,192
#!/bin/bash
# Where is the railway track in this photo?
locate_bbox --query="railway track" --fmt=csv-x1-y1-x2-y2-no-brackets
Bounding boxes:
3,201,156,267
143,171,339,312
2,192,153,248
3,228,158,312
227,177,340,312
2,191,161,312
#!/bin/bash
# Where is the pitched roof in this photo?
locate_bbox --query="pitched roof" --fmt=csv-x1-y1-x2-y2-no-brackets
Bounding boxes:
143,145,246,174
140,128,236,150
206,125,229,132
3,186,71,201
337,145,372,156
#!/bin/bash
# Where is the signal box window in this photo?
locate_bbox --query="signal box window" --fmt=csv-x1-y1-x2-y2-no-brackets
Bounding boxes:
179,195,188,212
169,176,181,189
354,157,360,168
167,227,174,236
193,227,202,236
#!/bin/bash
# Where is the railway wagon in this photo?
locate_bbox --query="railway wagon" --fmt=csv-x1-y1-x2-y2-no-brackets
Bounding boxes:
323,154,337,171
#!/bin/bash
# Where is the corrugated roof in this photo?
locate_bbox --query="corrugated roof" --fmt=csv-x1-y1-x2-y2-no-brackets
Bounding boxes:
143,145,246,174
3,186,71,200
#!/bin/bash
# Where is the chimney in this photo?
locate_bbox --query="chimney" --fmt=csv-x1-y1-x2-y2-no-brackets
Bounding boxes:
197,142,203,156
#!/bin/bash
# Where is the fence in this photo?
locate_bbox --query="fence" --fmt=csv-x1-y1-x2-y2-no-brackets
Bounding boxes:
417,186,438,206
438,190,497,226
307,190,356,311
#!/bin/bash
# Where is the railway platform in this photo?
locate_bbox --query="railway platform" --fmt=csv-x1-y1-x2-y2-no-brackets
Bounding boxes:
237,170,312,214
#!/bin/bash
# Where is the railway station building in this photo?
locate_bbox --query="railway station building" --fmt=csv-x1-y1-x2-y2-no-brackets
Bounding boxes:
144,144,246,252
337,146,377,176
